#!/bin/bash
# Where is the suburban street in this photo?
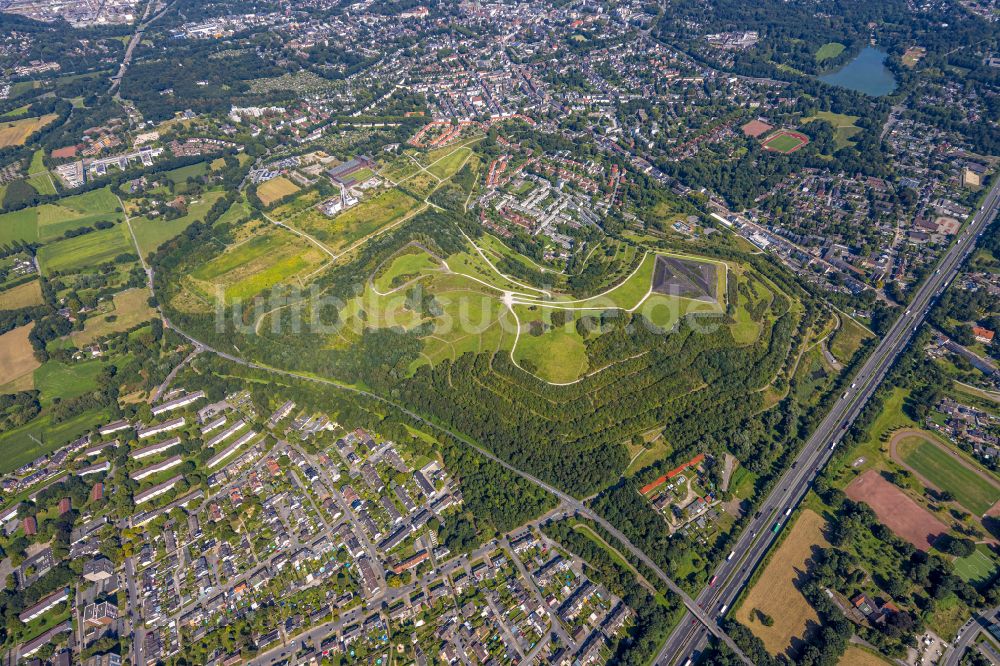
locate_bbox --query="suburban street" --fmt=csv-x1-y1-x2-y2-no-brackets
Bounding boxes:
656,169,1000,664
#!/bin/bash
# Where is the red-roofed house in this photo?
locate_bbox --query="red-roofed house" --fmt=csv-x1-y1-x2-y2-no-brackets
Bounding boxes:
23,516,37,536
973,326,995,344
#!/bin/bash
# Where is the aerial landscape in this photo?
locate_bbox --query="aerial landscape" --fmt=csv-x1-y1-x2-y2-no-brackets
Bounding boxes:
0,0,997,665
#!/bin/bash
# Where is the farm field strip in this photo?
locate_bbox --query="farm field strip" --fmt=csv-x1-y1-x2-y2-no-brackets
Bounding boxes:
735,509,829,657
0,323,39,386
37,225,133,274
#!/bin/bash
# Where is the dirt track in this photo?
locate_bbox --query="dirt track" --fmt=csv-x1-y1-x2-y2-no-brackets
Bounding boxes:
845,469,947,551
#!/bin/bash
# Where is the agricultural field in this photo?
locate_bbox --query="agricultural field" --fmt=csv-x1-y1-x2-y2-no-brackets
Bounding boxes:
185,226,327,304
891,429,1000,516
815,42,846,62
838,647,891,666
735,509,829,657
0,279,43,309
0,113,58,148
256,176,301,207
131,190,227,256
804,112,862,150
26,149,56,195
71,288,157,346
762,130,810,154
37,224,133,274
0,186,122,245
0,323,39,388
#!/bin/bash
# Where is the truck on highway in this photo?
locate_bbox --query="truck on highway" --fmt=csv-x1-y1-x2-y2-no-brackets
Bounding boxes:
719,604,728,615
727,550,736,561
784,507,792,516
773,522,782,533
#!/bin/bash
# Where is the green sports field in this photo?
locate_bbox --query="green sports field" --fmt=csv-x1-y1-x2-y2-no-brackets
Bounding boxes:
953,544,997,586
762,132,809,154
896,433,1000,515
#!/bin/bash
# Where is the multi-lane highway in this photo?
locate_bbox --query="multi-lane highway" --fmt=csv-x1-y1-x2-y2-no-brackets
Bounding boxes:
657,174,1000,665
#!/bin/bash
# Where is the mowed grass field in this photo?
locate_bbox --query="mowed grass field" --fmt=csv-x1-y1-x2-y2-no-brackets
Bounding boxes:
895,431,1000,515
426,146,471,179
815,42,846,62
0,280,43,309
0,323,39,387
34,359,103,406
187,227,326,303
0,114,58,148
71,289,156,346
0,187,122,245
373,248,441,293
131,190,226,256
736,509,829,657
37,225,133,275
953,544,997,586
257,176,300,207
805,111,862,150
512,305,589,384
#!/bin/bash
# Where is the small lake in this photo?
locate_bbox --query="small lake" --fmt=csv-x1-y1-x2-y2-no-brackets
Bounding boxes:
818,46,897,97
